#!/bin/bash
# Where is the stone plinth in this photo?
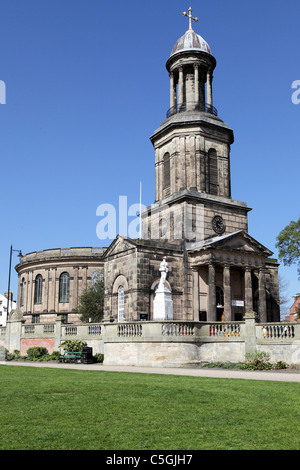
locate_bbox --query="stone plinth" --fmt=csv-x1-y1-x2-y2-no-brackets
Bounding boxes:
153,286,173,321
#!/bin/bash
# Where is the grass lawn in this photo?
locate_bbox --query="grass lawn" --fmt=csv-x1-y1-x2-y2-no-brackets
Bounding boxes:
0,365,299,450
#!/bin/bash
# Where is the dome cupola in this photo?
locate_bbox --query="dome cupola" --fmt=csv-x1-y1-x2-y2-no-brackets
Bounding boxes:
166,7,217,118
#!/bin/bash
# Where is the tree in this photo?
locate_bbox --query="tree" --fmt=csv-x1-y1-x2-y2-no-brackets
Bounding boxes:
276,217,300,278
77,279,104,323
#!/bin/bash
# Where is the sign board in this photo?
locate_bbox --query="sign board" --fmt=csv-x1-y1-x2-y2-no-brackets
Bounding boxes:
232,300,244,307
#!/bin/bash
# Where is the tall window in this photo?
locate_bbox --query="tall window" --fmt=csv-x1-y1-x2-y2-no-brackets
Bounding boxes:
208,149,218,195
163,152,170,190
91,270,103,286
59,272,70,303
34,275,43,305
20,278,25,307
118,286,124,322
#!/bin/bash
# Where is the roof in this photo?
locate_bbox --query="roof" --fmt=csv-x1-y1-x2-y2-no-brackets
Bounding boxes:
170,29,211,57
186,231,273,257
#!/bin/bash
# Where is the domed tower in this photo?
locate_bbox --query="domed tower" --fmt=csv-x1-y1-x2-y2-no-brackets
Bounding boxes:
142,7,250,243
166,9,216,116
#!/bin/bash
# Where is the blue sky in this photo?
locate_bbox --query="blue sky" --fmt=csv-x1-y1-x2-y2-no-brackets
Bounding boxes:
1,0,299,314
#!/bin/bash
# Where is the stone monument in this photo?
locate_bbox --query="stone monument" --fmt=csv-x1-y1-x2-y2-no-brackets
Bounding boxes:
153,257,173,320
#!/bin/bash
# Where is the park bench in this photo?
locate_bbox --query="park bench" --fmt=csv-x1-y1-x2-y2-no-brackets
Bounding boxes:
58,351,82,363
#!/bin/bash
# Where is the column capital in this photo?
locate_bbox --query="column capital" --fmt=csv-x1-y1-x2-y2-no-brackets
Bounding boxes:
223,263,231,269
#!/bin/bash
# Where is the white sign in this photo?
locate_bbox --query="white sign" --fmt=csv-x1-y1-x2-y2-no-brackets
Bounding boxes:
232,300,244,307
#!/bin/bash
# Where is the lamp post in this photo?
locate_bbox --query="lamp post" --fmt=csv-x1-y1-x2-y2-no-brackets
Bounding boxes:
7,245,23,319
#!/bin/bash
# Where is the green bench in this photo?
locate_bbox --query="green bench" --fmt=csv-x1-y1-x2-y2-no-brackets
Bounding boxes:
58,351,82,363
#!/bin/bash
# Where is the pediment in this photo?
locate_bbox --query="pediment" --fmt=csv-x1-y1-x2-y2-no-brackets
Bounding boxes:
187,231,273,257
103,235,138,258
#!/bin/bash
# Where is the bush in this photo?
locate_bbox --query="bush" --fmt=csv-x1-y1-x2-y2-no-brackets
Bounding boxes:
60,339,87,352
241,351,272,370
93,353,104,363
274,360,287,370
26,347,49,360
49,351,60,360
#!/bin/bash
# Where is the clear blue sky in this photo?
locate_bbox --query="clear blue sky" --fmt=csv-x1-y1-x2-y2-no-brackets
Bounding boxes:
1,0,299,314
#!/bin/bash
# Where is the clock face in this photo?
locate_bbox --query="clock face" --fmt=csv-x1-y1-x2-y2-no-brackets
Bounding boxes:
212,215,225,234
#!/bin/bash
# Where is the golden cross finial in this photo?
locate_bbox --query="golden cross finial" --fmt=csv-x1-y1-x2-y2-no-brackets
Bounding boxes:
182,6,198,31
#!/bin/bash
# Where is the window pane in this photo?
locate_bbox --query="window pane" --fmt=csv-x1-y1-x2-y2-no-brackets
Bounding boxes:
118,286,124,322
59,273,70,303
34,275,42,305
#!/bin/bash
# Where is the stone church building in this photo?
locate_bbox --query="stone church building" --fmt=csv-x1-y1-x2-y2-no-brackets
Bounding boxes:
103,13,280,324
14,11,280,325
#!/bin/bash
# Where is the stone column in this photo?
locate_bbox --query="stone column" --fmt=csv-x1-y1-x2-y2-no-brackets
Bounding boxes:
259,268,267,323
206,69,213,108
169,72,176,110
28,270,33,314
72,267,79,311
193,269,199,320
194,64,199,108
178,65,184,109
244,267,253,312
223,264,232,321
207,263,216,321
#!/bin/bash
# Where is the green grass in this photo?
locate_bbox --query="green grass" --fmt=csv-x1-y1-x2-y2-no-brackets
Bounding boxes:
0,365,300,450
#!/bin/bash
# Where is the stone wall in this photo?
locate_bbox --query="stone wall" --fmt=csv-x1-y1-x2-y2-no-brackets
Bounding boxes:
1,314,300,367
15,247,104,324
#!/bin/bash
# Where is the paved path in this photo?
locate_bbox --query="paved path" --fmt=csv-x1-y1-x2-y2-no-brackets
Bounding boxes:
2,360,300,383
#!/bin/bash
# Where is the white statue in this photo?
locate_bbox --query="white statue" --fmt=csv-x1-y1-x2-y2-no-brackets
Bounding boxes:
154,256,173,320
158,257,168,289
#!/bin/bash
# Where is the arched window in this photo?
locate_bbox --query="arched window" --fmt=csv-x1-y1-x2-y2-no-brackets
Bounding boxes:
91,270,103,286
20,278,25,307
163,152,170,190
216,286,224,307
34,275,43,305
59,272,70,303
118,286,124,322
208,149,218,195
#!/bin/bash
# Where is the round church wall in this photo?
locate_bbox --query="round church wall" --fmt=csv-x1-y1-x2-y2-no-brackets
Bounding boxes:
15,247,104,324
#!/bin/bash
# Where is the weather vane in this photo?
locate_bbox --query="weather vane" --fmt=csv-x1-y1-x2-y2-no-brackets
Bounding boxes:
182,6,198,31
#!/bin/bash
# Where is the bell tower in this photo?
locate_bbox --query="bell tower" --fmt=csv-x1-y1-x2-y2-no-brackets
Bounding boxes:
142,8,251,242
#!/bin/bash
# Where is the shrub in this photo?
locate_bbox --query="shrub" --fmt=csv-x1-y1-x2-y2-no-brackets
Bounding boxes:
60,339,87,352
241,351,272,370
26,347,49,360
49,351,60,360
274,360,287,370
93,353,104,363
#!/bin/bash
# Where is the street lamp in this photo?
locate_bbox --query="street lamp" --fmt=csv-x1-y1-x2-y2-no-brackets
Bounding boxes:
7,245,23,318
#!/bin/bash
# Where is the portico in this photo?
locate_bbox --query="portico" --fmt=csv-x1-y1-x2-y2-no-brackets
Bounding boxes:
188,231,277,323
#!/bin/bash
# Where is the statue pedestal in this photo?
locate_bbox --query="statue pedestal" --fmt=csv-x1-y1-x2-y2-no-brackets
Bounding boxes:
153,285,173,321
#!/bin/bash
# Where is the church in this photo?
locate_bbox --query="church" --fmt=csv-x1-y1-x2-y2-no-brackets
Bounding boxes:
102,8,280,324
14,8,280,326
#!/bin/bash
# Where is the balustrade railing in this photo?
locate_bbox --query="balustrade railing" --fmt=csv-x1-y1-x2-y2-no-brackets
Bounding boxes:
209,323,241,337
162,323,194,337
24,325,35,334
262,324,295,339
117,323,143,337
63,326,78,336
88,325,102,335
167,102,218,118
43,324,55,334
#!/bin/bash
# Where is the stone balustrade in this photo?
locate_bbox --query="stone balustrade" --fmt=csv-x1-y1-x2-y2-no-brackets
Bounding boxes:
1,317,300,367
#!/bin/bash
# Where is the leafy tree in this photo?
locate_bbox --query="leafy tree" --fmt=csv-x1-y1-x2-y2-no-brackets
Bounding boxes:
77,279,104,323
276,217,300,278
